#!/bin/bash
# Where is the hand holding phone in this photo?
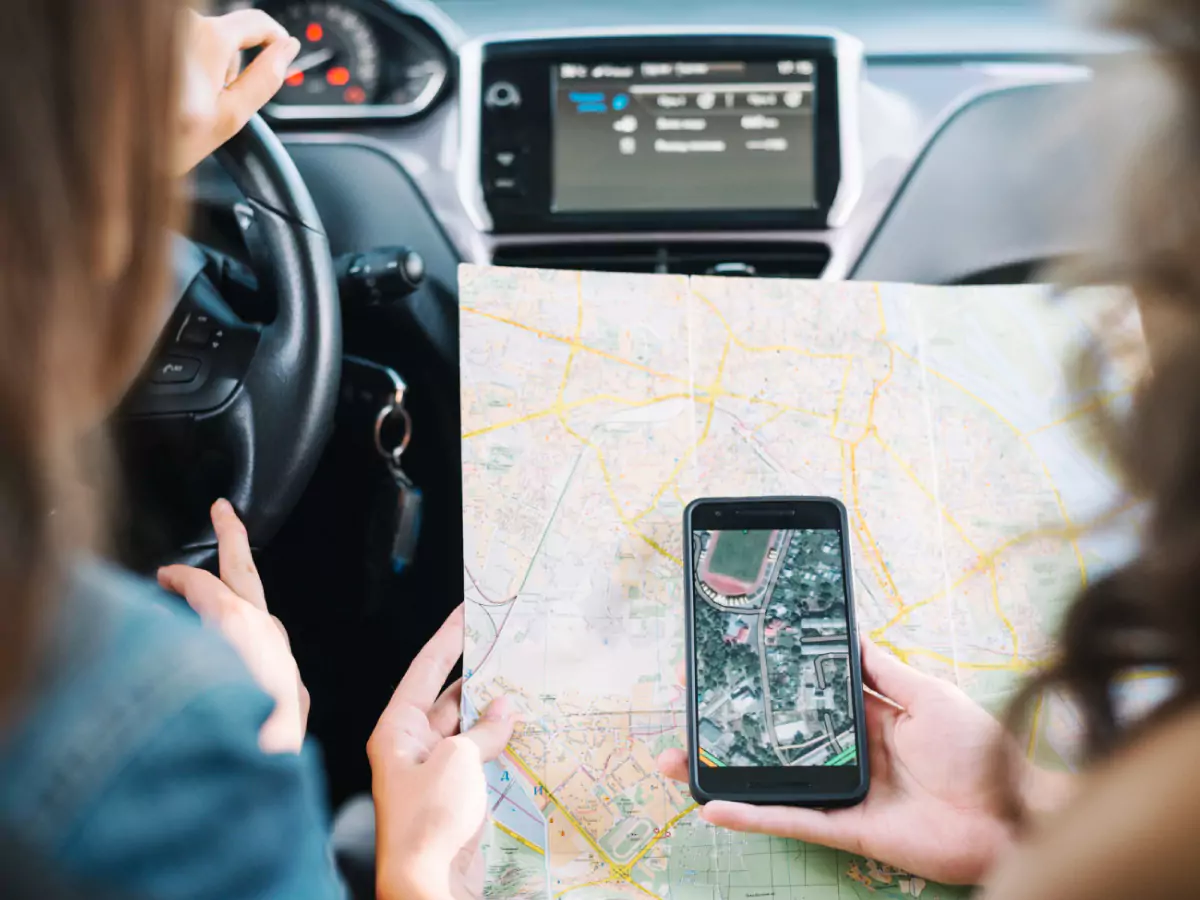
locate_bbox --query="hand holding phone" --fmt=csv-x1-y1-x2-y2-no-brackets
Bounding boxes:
684,497,869,807
671,524,1072,883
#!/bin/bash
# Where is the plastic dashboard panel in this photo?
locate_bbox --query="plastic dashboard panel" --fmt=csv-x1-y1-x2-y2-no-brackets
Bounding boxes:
852,78,1122,284
280,140,463,289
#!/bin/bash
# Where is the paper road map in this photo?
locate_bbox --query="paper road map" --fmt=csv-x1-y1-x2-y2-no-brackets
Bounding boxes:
458,265,1144,899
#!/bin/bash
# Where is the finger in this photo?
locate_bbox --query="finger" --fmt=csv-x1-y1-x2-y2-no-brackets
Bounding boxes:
297,677,310,731
215,8,289,52
428,678,464,738
212,499,267,610
270,615,292,649
371,703,439,768
225,53,240,88
859,635,924,708
215,37,300,143
459,697,516,762
701,801,862,855
657,748,689,783
387,606,465,712
157,565,237,621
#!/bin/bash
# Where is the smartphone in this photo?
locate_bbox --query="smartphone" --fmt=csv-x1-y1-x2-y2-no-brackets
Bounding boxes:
684,496,869,807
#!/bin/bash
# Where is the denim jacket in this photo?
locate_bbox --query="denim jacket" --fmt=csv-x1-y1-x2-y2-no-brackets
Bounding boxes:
0,561,346,900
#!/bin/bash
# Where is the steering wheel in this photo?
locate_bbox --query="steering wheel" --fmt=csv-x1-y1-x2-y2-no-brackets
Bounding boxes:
116,116,341,570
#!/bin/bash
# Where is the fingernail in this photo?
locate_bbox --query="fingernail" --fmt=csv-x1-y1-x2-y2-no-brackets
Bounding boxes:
285,37,301,59
213,498,232,517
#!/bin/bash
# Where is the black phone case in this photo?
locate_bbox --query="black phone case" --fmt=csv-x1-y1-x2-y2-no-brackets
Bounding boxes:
684,496,870,807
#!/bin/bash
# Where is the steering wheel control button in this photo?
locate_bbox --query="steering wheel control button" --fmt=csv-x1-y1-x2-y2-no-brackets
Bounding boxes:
175,312,228,351
151,356,202,385
485,81,521,110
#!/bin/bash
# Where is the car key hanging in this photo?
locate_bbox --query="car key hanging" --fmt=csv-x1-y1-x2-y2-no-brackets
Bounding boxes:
373,374,423,575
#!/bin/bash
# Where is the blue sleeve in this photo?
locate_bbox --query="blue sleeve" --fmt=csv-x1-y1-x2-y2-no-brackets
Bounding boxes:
61,682,347,900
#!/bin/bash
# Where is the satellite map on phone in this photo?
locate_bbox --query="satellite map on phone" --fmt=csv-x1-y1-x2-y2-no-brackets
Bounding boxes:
459,265,1143,899
693,527,857,769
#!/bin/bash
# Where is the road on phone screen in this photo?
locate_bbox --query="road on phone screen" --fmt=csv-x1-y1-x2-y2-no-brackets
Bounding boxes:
693,528,854,768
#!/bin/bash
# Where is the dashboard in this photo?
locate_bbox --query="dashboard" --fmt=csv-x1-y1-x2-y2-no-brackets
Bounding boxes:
201,0,1134,298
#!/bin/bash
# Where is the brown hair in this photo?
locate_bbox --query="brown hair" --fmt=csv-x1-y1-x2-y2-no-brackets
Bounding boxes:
0,0,184,705
1002,0,1200,817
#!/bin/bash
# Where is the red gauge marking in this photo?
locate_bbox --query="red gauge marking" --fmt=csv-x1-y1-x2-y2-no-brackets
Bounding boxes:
326,66,351,87
305,22,324,42
285,71,305,87
344,85,367,104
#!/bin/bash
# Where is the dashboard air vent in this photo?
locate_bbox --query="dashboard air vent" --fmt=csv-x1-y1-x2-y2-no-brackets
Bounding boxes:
491,242,831,279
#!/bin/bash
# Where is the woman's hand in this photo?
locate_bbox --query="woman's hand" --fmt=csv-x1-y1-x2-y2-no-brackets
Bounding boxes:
660,639,1072,885
158,499,309,755
176,10,301,174
369,607,518,900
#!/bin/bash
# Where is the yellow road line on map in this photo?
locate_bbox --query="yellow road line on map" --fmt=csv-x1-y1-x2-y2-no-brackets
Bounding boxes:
1026,387,1133,436
754,407,790,433
901,646,1036,672
727,392,834,419
626,804,699,868
874,283,888,332
505,746,680,899
871,432,1021,661
504,749,619,872
553,399,683,568
464,389,832,441
631,337,731,524
630,880,663,898
462,305,689,385
871,511,1119,641
557,272,585,406
693,289,855,361
494,820,545,856
527,281,688,568
463,392,694,440
988,567,1021,664
850,441,903,607
828,359,854,437
888,342,1089,592
843,341,902,607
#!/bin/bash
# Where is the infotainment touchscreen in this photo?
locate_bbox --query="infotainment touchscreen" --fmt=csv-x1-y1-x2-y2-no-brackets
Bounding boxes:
552,59,818,213
470,33,851,232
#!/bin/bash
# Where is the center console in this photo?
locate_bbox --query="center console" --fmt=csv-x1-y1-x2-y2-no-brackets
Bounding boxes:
458,29,863,235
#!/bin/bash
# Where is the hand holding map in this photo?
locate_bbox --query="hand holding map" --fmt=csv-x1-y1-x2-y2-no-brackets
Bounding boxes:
458,266,1142,898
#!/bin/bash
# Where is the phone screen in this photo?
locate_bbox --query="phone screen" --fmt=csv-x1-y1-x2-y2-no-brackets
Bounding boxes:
685,498,867,804
691,526,858,769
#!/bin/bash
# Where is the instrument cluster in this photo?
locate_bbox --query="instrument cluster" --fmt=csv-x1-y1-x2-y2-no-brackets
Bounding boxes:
222,0,450,120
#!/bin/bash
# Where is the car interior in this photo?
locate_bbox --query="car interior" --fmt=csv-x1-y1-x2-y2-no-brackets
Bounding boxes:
114,0,1131,820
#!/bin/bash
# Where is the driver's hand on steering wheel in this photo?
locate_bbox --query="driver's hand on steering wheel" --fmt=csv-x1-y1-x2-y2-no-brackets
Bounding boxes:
158,500,310,755
177,9,301,175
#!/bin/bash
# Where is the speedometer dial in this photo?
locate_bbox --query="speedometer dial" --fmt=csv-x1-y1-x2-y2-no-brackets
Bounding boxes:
275,2,380,106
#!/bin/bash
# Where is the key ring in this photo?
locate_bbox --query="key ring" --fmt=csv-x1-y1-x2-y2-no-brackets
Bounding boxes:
355,358,410,467
374,402,412,467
